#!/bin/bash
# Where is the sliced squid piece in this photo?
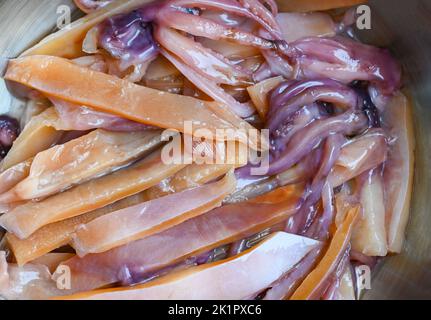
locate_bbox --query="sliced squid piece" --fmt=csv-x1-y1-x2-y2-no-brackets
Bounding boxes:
145,163,234,200
0,251,61,300
20,98,51,128
71,172,237,256
145,139,248,200
144,56,181,81
351,170,387,256
276,12,335,43
197,38,261,60
5,129,163,201
383,93,415,253
333,265,356,300
0,108,62,171
57,232,320,300
290,206,359,300
276,0,366,13
247,76,284,119
328,129,388,187
0,158,32,195
6,192,148,266
21,0,156,58
51,98,151,132
0,148,186,239
32,253,75,273
5,55,259,150
58,184,303,292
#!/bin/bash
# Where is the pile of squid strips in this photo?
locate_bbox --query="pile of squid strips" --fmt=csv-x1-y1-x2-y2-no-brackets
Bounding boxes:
0,0,413,300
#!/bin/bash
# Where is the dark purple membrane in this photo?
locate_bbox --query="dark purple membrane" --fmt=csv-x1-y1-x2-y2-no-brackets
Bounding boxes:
98,5,161,68
350,81,381,128
0,115,20,158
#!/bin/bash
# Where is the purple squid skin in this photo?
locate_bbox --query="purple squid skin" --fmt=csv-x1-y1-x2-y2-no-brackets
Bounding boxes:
267,78,358,133
98,6,160,68
288,36,402,96
0,115,20,158
267,110,368,176
286,134,344,237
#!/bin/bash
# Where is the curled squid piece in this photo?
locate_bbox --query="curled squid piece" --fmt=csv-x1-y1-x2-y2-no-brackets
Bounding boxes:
268,110,367,175
289,36,401,95
156,8,275,51
57,184,303,292
267,78,358,132
57,232,320,300
71,172,237,256
0,148,186,239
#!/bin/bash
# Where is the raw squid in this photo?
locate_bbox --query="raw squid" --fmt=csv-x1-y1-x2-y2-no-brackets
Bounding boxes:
71,172,237,256
5,55,260,150
0,148,186,239
1,129,163,201
0,251,61,300
290,206,359,300
32,253,75,273
6,192,148,266
0,108,63,171
329,129,388,187
56,232,320,300
74,0,114,13
383,93,415,253
247,76,284,119
145,163,234,200
57,184,303,292
351,169,387,256
276,12,336,43
51,98,152,132
275,0,366,13
0,158,32,195
21,0,157,58
263,246,323,299
0,116,20,158
287,36,401,95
